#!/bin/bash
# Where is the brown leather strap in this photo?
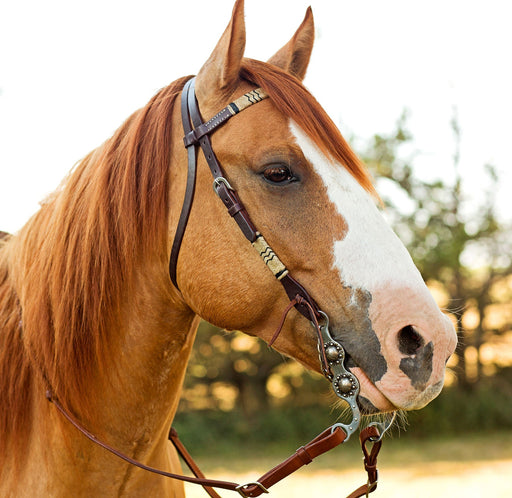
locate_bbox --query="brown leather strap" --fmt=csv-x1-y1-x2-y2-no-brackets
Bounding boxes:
183,107,236,147
167,424,383,498
345,426,382,498
47,387,384,498
168,424,348,498
239,426,346,497
169,428,222,498
170,78,261,289
186,86,321,321
169,78,322,324
48,387,382,498
169,78,198,289
46,390,241,492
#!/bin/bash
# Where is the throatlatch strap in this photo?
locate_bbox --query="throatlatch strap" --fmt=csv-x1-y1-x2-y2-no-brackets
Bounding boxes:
169,79,198,289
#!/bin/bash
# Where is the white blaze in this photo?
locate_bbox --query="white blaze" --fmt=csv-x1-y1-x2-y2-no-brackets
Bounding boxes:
290,122,424,292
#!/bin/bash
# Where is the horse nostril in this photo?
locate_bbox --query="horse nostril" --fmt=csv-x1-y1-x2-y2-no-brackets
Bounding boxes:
398,325,425,356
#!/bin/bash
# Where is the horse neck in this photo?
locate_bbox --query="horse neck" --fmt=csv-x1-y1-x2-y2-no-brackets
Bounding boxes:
104,266,199,430
2,208,199,495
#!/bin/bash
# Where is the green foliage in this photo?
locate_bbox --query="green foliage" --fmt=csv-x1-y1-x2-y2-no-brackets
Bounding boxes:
180,321,329,415
173,405,336,457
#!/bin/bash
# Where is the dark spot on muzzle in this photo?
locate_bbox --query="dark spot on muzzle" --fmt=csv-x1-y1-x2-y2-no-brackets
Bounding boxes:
333,287,387,383
399,341,434,390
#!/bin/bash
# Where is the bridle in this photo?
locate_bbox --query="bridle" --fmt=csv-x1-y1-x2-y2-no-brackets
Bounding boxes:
46,77,396,497
170,78,323,323
170,77,364,435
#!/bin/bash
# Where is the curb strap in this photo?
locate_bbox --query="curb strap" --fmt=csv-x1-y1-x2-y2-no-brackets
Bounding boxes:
46,388,382,497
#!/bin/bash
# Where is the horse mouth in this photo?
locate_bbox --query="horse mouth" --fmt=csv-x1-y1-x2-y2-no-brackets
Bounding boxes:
348,364,397,414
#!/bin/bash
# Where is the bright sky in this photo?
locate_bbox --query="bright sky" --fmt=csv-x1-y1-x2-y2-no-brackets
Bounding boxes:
1,0,511,234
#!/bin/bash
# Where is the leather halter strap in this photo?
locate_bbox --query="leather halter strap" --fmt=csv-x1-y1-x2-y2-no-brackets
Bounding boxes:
169,78,321,321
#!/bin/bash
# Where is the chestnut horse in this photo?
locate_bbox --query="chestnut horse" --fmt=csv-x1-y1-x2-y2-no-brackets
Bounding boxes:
0,1,456,496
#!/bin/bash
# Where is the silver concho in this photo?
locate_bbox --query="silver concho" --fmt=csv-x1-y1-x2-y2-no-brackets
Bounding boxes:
334,373,358,397
325,343,343,363
315,312,361,441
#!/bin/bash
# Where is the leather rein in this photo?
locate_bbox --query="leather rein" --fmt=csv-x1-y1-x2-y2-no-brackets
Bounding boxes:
46,77,394,497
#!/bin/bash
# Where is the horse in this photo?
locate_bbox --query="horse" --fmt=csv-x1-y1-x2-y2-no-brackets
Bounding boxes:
0,1,457,496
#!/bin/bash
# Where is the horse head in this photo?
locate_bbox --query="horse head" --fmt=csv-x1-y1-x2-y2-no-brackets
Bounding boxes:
0,2,460,495
172,0,457,415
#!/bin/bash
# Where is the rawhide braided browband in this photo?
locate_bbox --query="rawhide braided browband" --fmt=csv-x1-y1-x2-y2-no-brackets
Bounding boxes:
182,86,268,148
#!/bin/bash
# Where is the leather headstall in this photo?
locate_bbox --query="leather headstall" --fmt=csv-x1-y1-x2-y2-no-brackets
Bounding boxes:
169,77,321,322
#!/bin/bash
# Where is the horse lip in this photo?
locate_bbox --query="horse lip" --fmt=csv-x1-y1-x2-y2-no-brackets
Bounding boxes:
343,353,398,413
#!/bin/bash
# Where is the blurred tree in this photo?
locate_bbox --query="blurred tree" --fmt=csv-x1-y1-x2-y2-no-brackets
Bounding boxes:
362,111,512,388
180,321,328,419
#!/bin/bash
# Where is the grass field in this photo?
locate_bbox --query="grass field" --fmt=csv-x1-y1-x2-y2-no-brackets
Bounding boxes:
182,431,512,497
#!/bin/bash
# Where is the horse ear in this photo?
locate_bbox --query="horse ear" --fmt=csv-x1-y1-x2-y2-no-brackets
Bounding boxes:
267,7,315,81
195,0,246,103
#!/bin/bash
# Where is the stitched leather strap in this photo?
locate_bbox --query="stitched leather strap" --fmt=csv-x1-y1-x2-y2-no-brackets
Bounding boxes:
187,81,259,243
169,78,263,289
241,426,346,497
169,424,348,497
169,424,382,498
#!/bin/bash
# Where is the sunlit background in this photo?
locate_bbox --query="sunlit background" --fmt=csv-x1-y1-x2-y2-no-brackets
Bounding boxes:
1,0,511,233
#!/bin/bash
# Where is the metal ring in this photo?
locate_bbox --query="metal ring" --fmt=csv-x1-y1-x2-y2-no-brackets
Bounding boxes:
236,481,269,497
368,411,397,442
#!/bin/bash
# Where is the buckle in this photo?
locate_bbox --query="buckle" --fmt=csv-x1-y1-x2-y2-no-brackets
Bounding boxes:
213,176,234,195
235,481,269,497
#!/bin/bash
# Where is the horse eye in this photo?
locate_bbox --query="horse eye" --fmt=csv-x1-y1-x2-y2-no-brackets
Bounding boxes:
263,165,294,184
